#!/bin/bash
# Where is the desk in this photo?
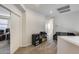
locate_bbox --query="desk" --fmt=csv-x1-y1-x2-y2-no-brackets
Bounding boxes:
0,32,10,41
0,34,5,41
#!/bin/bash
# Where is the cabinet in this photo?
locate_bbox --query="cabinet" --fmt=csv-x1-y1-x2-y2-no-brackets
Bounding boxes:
32,34,42,46
32,32,47,46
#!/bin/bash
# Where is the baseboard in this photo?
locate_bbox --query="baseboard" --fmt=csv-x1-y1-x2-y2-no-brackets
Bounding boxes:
13,47,20,54
10,47,20,54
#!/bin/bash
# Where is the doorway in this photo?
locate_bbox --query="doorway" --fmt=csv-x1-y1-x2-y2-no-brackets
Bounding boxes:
45,18,54,42
0,5,22,54
0,19,10,54
0,6,10,54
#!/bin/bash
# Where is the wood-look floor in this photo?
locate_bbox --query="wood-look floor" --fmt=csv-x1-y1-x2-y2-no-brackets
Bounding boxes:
15,40,57,54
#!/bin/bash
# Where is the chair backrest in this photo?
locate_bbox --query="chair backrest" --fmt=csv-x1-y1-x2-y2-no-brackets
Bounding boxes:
6,28,10,33
0,30,4,34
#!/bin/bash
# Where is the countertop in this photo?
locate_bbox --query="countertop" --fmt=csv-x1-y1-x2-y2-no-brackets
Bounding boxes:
58,36,79,46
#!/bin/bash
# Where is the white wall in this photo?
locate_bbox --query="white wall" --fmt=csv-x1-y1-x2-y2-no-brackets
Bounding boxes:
10,13,21,53
54,11,79,34
22,12,27,47
22,9,47,47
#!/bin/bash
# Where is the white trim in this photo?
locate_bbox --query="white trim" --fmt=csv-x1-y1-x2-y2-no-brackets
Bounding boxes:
0,4,22,17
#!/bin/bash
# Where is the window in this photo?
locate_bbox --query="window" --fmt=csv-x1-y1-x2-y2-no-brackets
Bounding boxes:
0,19,8,29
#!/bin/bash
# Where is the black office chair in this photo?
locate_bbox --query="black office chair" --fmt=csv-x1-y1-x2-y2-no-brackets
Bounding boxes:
5,28,10,44
0,30,5,41
6,28,10,40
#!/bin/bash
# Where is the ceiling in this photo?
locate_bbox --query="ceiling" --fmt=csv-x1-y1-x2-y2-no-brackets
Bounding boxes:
0,6,10,19
24,4,79,17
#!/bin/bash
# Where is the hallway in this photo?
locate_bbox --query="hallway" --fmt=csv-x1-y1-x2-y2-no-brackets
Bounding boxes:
15,40,57,54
